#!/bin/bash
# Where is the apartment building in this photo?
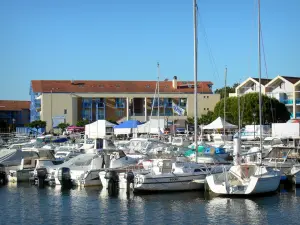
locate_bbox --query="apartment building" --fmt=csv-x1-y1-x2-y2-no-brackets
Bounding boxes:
29,77,221,131
231,76,300,119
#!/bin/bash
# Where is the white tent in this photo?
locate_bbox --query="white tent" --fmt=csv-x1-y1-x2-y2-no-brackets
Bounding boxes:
203,117,237,130
135,119,165,134
85,120,115,138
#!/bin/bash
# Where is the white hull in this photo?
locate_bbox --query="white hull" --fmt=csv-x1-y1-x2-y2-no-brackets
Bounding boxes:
206,167,281,195
290,167,300,185
133,173,206,192
8,170,34,183
99,171,129,189
54,169,102,187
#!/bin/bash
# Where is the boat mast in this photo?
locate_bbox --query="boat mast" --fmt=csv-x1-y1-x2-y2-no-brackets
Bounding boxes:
224,67,227,137
157,62,161,139
258,0,263,164
193,0,198,162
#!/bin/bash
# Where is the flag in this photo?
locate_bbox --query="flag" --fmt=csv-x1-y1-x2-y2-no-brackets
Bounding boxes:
172,102,185,116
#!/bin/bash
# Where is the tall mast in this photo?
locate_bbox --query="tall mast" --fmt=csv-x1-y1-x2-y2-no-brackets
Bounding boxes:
193,0,198,162
224,67,227,137
157,62,161,139
258,0,263,164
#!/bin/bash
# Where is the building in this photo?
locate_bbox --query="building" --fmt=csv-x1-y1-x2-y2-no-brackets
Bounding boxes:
0,100,30,130
29,77,220,131
231,76,300,119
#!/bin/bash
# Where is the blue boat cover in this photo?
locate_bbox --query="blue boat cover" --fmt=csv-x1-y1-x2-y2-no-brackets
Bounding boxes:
114,120,143,129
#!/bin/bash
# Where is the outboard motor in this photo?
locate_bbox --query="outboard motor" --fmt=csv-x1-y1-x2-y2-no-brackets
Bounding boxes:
36,168,48,188
104,170,119,195
58,167,72,188
126,171,134,194
0,165,7,186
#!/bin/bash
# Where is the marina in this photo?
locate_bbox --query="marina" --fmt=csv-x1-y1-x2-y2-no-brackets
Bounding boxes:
1,0,300,224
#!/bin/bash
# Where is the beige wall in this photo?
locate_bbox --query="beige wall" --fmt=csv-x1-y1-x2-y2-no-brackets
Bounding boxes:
40,92,220,131
187,93,220,117
41,93,77,131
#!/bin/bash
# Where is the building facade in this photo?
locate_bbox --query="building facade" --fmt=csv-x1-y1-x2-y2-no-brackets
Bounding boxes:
231,76,300,119
30,77,220,131
0,100,30,130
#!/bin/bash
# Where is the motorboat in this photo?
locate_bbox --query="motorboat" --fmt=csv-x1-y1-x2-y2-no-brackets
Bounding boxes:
132,159,208,192
171,136,191,147
43,149,139,187
0,147,58,183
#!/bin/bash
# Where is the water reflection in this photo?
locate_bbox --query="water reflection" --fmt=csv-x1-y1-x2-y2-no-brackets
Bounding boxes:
1,184,300,225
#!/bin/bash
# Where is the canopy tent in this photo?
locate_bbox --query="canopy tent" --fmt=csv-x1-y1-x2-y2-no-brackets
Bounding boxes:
85,120,115,138
136,119,165,134
203,117,237,130
114,120,143,135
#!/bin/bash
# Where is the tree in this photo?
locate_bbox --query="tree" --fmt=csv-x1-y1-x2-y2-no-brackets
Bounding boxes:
186,111,215,126
213,92,290,125
198,111,215,125
76,119,90,127
57,123,70,132
214,83,239,99
28,120,47,130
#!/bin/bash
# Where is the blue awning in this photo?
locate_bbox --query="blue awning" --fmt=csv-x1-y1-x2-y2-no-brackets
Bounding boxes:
114,120,143,129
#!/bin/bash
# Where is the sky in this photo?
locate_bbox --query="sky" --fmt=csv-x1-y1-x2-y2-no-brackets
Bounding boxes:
0,0,300,100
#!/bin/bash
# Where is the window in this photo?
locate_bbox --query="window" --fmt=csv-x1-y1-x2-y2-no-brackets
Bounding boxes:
207,96,209,99
115,98,125,108
179,98,187,107
145,84,150,88
204,108,206,110
64,109,67,115
97,109,105,120
115,109,124,117
207,108,209,110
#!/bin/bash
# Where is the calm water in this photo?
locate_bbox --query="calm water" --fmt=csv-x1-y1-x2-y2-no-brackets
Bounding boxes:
0,184,300,225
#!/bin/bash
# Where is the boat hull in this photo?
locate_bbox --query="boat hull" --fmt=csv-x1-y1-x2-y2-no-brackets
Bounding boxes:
133,173,206,192
206,173,281,195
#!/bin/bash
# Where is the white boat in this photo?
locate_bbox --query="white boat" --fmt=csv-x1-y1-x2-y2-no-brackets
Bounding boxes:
46,149,138,187
0,147,57,183
290,164,300,185
206,138,281,195
133,159,207,192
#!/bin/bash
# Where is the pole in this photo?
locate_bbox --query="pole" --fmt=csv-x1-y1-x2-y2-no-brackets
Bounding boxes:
51,89,53,131
193,0,198,162
224,67,227,137
238,81,241,137
258,0,263,164
157,62,161,139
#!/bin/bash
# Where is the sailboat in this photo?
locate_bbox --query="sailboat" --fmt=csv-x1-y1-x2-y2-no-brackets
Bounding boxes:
132,0,210,192
205,0,281,195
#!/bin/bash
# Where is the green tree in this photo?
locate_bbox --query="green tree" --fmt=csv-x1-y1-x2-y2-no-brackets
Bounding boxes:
213,92,290,125
76,119,90,127
28,120,47,130
214,83,239,99
186,111,215,126
198,111,215,125
57,123,70,132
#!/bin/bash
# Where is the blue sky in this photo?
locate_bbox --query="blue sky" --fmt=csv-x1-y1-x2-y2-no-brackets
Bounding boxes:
0,0,299,100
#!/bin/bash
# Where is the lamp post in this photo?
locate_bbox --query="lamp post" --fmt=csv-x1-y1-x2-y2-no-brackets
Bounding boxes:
12,118,16,133
252,112,257,139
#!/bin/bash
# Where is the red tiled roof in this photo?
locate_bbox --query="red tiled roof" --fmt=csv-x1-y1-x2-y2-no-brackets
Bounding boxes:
0,100,30,111
31,80,213,94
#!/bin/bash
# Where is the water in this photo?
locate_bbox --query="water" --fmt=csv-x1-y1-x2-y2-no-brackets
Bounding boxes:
1,184,300,225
